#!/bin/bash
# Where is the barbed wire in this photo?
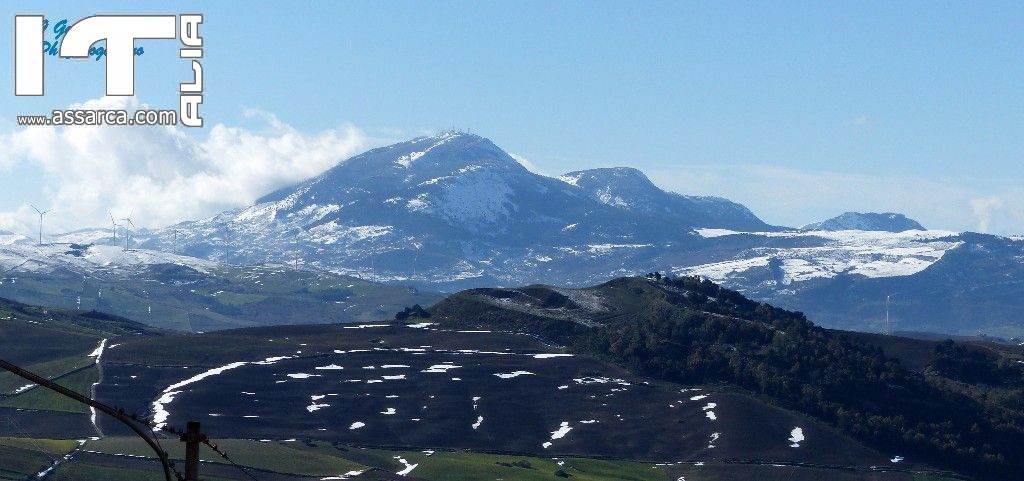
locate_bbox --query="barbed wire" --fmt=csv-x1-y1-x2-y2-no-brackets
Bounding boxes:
202,439,260,481
155,419,259,481
2,358,258,481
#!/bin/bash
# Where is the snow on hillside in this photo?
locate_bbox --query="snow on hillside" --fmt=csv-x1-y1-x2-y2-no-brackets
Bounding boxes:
0,232,30,246
0,242,217,277
50,229,123,246
684,228,961,284
431,169,516,226
395,132,461,168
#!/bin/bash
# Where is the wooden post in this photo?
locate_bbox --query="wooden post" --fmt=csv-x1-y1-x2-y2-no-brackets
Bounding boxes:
181,421,205,481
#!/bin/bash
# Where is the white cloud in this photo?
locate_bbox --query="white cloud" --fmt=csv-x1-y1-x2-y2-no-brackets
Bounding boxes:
970,196,1003,233
508,152,544,175
969,195,1024,234
0,97,371,233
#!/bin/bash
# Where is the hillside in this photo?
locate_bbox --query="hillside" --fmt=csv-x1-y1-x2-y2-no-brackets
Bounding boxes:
424,275,1024,480
0,295,974,480
0,298,160,439
0,239,440,332
94,321,948,480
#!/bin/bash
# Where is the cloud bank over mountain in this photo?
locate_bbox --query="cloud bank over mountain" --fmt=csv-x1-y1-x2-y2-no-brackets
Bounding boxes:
1,97,1022,236
0,97,371,233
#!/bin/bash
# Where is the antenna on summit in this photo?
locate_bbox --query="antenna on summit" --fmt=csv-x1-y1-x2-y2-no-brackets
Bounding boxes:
29,204,50,246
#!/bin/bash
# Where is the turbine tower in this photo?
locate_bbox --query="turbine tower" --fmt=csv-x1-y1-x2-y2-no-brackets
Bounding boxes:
109,212,120,243
121,213,135,251
29,204,50,246
412,242,422,279
885,294,891,335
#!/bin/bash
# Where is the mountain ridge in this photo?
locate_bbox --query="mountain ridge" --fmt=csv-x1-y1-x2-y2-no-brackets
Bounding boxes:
125,131,1024,337
4,131,1013,337
802,211,926,232
560,166,775,232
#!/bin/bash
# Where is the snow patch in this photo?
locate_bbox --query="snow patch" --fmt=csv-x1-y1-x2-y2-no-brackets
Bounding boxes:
788,427,805,447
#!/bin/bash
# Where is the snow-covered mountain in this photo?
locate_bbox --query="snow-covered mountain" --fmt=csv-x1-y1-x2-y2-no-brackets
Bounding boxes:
685,228,959,282
12,131,1019,337
678,228,1024,336
802,212,925,232
147,132,775,284
134,131,1024,336
560,167,775,231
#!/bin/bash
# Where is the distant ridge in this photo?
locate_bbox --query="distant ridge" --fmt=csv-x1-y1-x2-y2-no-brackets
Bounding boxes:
802,211,925,232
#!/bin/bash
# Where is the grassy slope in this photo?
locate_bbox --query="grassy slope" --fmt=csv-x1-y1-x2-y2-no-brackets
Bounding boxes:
666,463,961,481
0,298,160,417
0,355,93,393
0,438,79,481
0,298,150,364
0,366,98,413
28,437,958,481
0,426,966,481
84,437,365,476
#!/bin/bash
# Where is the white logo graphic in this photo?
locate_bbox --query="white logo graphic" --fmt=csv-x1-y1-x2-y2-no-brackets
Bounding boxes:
14,14,205,127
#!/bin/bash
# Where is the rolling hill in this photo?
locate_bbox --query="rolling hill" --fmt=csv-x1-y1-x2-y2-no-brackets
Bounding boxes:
423,275,1024,480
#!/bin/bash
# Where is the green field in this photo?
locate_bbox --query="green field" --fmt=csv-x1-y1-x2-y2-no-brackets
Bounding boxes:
71,438,667,480
0,435,971,481
0,355,93,393
0,438,79,481
0,366,98,413
84,437,366,477
351,449,668,481
48,463,241,481
665,462,963,481
67,439,671,481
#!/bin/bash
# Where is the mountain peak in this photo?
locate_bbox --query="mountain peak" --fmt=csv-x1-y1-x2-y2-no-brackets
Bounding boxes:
365,131,522,173
802,212,925,232
558,167,655,189
557,167,661,210
559,166,771,231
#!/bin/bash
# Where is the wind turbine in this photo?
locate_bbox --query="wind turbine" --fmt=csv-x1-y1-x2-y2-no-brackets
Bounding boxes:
29,204,50,246
885,294,892,335
412,242,422,279
109,212,120,244
222,230,231,264
121,212,135,251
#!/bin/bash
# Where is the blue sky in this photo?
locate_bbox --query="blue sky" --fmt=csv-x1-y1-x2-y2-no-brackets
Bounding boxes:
1,1,1022,234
